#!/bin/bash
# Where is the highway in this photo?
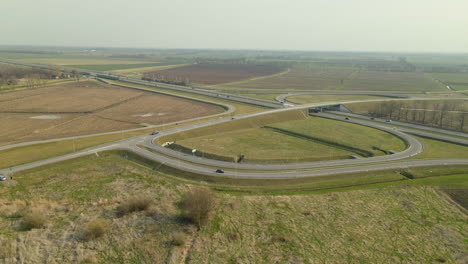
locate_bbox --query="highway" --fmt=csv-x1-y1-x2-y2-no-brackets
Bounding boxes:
275,91,411,104
0,59,467,180
1,98,467,179
0,59,284,109
321,111,468,146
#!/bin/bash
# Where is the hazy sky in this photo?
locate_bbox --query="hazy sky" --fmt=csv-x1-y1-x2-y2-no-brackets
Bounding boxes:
2,0,467,52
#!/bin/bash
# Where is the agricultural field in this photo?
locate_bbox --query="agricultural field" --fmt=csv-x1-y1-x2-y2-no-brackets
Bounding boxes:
174,116,406,163
0,80,223,146
144,63,285,85
430,73,468,84
221,68,444,92
286,94,389,104
0,152,466,263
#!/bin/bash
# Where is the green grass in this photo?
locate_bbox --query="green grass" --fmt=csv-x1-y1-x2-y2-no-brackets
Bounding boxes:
176,127,355,163
430,73,468,83
286,94,388,104
452,85,468,91
170,115,406,163
157,109,308,143
191,184,467,263
270,117,406,156
0,130,153,170
412,136,468,160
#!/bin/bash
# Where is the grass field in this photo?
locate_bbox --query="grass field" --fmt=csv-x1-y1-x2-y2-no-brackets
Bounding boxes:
158,109,309,144
430,73,468,84
286,94,388,104
176,127,355,163
412,137,468,160
452,85,468,91
0,152,466,263
145,63,285,85
0,80,223,146
173,116,406,162
270,117,406,155
221,68,444,92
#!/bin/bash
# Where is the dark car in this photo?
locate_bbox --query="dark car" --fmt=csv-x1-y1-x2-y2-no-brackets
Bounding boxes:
150,131,159,135
345,117,350,120
215,169,224,173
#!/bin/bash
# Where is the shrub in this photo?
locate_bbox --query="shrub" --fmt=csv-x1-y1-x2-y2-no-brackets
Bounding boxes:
184,187,215,229
21,210,46,230
172,232,185,246
83,219,110,241
116,196,153,217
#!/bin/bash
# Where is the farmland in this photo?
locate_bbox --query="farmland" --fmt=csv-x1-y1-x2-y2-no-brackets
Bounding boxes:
221,68,444,92
0,152,466,263
143,63,285,85
0,80,223,146
174,116,406,162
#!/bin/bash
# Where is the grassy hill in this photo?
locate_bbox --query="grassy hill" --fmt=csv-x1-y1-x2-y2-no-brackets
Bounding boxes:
0,152,466,263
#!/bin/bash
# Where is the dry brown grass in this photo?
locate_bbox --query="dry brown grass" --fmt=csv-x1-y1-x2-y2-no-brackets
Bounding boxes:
0,80,223,146
0,80,141,112
145,63,284,85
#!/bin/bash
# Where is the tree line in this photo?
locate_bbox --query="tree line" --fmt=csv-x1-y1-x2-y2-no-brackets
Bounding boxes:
367,101,467,132
0,65,81,89
142,72,190,86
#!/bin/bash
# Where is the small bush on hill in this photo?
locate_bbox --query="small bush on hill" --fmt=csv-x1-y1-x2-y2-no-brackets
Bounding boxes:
184,187,215,229
83,219,110,241
116,196,153,217
21,210,46,230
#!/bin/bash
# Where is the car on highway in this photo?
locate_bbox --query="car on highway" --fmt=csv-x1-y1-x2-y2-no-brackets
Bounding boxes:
386,120,392,123
345,117,350,120
215,169,225,173
150,131,159,135
0,174,6,181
